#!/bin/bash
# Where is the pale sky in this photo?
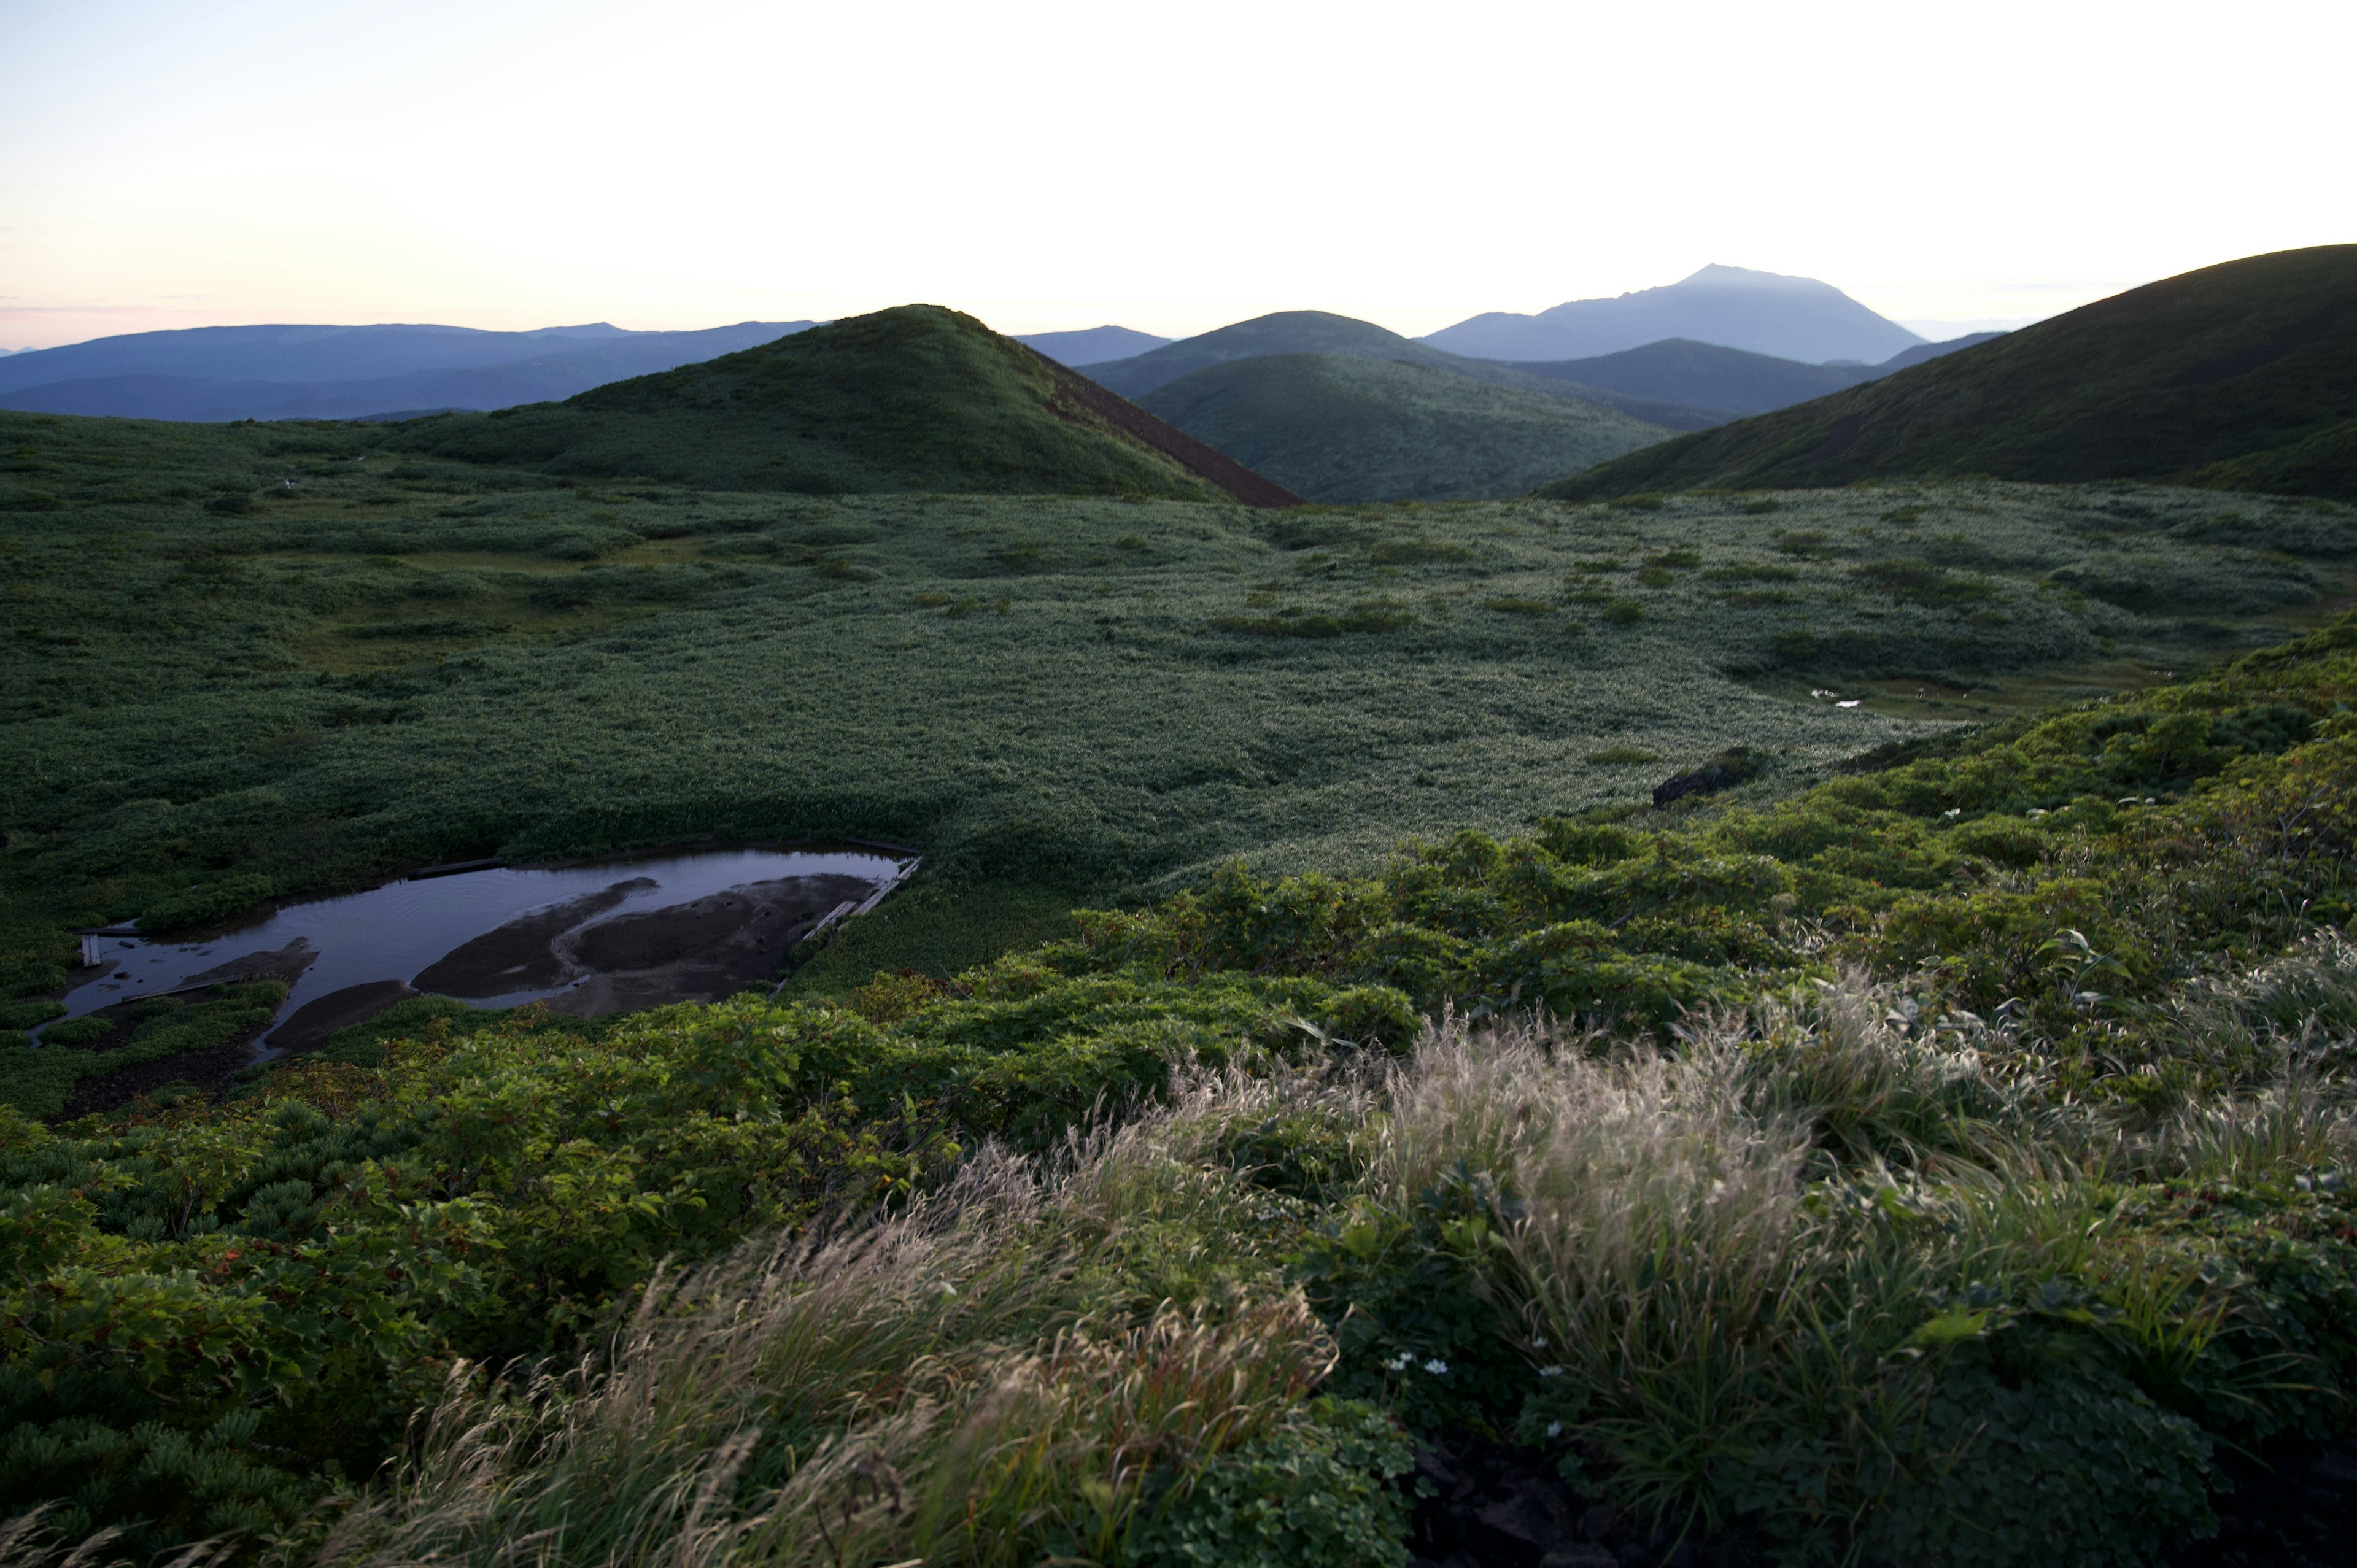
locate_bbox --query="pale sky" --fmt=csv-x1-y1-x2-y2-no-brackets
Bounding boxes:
1,0,2350,351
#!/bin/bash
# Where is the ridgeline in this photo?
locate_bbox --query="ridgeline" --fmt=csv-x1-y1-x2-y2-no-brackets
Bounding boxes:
1544,245,2357,503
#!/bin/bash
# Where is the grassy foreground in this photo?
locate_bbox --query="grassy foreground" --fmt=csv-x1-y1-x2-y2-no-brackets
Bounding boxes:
9,612,2357,1564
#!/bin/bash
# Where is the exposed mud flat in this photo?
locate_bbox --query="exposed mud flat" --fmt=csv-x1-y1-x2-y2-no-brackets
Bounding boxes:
268,979,420,1055
419,873,879,1017
55,847,917,1081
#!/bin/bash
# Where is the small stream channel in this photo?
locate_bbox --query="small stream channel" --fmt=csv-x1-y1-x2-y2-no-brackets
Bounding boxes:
58,846,915,1056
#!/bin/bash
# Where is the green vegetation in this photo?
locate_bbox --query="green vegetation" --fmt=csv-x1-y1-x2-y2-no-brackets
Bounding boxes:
7,404,2356,1041
0,982,286,1118
12,616,2357,1564
392,304,1234,500
1545,245,2357,503
1136,353,1668,501
13,382,2357,1559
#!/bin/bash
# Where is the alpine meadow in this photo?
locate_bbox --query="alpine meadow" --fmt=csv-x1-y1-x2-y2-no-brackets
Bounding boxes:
7,232,2357,1568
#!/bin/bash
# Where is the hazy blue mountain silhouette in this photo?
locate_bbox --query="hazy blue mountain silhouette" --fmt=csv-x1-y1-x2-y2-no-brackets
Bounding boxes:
1507,332,2005,420
0,320,817,420
1015,325,1175,366
1423,265,1925,365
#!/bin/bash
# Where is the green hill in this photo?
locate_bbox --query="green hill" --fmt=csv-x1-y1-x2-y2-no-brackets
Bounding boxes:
1083,309,1711,430
1137,353,1671,501
1542,245,2357,502
393,304,1296,503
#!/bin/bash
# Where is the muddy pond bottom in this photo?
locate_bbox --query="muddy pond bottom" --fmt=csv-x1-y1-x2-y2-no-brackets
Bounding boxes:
60,847,913,1056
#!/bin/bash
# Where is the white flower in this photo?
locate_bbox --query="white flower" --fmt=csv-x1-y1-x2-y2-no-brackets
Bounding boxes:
1546,1422,1563,1439
1942,808,1962,818
1538,1365,1564,1378
1423,1359,1449,1375
1530,1335,1549,1350
1386,1352,1412,1372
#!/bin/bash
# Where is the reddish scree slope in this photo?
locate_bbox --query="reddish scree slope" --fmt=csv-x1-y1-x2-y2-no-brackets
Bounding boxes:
1029,347,1306,508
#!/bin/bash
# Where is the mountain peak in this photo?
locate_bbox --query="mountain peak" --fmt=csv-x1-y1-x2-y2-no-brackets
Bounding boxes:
1675,263,1840,295
1420,265,1922,365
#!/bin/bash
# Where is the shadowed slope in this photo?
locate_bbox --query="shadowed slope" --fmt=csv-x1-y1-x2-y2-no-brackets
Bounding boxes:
1138,353,1670,501
1542,247,2357,502
1508,333,2005,425
392,305,1297,504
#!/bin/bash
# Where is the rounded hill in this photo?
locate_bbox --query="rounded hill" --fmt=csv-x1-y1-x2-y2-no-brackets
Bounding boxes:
391,304,1293,502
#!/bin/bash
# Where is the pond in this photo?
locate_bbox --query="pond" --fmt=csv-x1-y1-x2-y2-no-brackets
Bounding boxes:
58,846,913,1054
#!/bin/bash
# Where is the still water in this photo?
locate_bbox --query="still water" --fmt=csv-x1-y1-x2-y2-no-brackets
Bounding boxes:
59,846,908,1038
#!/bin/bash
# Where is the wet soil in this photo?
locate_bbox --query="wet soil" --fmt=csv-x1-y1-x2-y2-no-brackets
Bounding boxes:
178,938,320,989
547,873,876,1014
411,879,654,997
268,979,419,1054
400,870,880,1016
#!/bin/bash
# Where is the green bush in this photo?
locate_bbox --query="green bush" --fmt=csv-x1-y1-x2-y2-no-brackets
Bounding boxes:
0,1000,64,1032
1128,1399,1413,1568
136,874,274,933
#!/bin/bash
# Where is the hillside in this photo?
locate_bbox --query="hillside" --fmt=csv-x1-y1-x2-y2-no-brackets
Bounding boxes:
0,320,819,420
1136,353,1671,501
1085,310,1496,400
392,305,1298,503
1423,263,1925,363
1544,245,2357,503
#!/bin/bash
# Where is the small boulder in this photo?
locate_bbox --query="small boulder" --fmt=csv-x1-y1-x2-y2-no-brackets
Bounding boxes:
1652,747,1763,808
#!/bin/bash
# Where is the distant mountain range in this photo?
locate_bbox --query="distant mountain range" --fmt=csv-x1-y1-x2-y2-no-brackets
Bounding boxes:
1543,245,2357,504
0,264,1959,428
1013,325,1175,366
1511,334,2003,423
0,321,817,421
1421,265,1927,365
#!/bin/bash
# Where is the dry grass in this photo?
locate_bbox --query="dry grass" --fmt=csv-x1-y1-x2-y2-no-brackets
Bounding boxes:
276,1120,1338,1568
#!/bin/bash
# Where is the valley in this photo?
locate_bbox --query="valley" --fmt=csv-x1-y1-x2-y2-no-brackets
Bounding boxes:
7,252,2357,1568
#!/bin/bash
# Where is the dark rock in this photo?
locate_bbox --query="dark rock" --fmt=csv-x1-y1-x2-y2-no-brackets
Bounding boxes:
1540,1549,1619,1568
1476,1486,1568,1547
1653,764,1740,807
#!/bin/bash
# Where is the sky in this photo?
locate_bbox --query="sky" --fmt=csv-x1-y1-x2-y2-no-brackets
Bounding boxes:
1,0,2350,352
